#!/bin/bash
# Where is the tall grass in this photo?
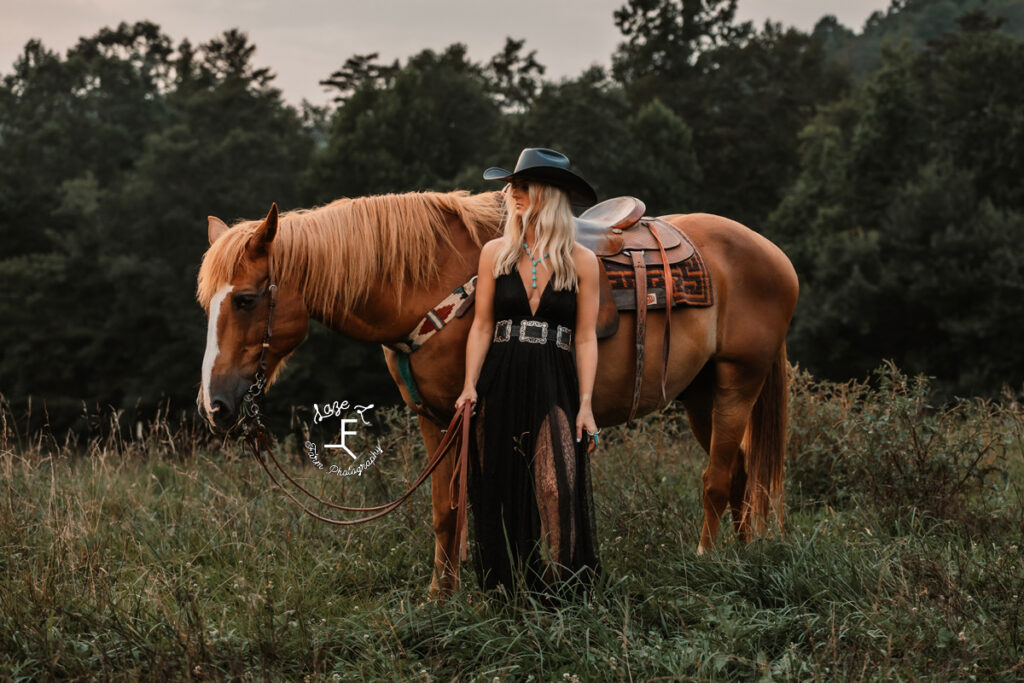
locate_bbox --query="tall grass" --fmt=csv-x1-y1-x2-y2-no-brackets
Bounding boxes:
1,364,1022,680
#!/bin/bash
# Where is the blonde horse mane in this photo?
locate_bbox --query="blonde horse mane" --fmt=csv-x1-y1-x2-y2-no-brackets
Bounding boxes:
197,190,504,324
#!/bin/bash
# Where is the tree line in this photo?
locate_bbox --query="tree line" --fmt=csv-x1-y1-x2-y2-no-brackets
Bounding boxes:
2,0,1022,434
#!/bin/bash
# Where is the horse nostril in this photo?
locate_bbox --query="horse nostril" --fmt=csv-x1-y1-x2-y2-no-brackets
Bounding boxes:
209,398,237,430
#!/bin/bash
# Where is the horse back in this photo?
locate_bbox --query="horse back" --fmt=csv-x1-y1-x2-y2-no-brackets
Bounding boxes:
663,213,799,362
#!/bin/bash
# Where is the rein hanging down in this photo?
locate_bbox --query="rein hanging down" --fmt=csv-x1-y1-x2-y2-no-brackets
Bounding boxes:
236,269,473,575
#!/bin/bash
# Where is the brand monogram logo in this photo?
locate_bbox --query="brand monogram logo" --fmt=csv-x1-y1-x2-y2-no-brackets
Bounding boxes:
302,399,384,477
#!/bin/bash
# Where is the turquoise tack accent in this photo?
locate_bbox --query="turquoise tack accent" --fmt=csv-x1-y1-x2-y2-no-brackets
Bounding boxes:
396,352,422,404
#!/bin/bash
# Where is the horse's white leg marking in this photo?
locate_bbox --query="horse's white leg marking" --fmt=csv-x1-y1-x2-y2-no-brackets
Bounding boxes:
202,285,233,414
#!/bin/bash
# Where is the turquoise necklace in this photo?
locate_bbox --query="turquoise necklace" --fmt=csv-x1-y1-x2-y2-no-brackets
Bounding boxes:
523,240,549,288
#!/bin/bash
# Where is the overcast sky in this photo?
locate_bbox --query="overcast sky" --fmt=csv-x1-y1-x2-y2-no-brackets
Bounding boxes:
4,1,888,106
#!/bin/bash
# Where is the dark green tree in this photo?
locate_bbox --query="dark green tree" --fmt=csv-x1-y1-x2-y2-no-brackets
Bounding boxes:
611,1,848,225
682,22,849,225
769,15,1024,395
0,23,172,258
820,0,1024,79
509,67,700,214
611,0,750,94
318,52,399,103
309,44,501,198
484,37,546,113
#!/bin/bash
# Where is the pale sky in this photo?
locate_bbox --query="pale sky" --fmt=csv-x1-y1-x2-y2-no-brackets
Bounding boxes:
2,0,888,106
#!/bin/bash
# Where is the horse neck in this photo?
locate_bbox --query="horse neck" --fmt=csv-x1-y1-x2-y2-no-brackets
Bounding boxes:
299,211,485,343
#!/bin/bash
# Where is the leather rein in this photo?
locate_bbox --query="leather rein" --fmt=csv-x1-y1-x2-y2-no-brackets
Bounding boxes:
237,272,473,571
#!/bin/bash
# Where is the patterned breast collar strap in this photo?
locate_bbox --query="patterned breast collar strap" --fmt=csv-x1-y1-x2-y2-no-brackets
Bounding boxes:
384,274,478,428
384,275,478,355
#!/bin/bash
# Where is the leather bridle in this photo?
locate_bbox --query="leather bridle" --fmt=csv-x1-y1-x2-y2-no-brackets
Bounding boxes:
238,281,278,431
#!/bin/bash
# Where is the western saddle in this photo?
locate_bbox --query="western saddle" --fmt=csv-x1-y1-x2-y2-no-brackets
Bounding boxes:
575,197,696,424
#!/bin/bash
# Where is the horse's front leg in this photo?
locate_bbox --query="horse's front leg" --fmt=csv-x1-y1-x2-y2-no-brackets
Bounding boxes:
417,415,461,599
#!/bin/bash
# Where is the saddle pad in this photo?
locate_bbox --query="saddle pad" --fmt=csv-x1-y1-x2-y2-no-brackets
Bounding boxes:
603,240,713,308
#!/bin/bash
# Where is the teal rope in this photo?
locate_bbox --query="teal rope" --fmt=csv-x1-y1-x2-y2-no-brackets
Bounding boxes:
395,351,422,405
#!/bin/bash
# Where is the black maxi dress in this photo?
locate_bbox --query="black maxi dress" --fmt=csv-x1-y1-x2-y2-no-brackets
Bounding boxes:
467,268,602,597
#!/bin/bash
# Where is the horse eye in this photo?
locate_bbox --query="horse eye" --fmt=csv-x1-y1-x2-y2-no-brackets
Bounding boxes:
233,294,257,311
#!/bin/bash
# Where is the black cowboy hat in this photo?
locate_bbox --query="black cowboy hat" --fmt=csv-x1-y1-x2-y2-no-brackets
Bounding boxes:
483,147,598,208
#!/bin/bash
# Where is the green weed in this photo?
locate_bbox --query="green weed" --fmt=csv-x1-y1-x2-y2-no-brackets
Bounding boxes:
1,364,1021,680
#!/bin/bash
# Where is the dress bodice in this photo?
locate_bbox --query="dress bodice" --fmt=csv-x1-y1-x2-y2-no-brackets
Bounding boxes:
493,269,577,327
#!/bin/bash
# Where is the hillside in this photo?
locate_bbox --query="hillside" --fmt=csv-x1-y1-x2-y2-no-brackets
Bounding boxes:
814,0,1024,76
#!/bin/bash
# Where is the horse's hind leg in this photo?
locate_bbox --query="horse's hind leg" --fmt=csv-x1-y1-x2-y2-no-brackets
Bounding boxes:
729,450,750,541
697,360,765,555
683,368,752,544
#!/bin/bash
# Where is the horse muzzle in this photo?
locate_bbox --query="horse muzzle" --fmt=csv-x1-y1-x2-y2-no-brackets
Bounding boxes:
199,373,251,432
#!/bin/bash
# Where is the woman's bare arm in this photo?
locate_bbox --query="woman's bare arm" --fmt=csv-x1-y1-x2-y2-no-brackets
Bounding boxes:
456,240,499,408
573,245,600,438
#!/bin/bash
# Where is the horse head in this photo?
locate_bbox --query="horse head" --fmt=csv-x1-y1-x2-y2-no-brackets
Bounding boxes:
197,203,310,431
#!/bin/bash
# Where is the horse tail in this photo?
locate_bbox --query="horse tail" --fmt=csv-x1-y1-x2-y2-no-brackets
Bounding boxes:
742,342,788,534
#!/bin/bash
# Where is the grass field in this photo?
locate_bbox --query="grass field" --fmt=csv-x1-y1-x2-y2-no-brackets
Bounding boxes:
1,364,1022,681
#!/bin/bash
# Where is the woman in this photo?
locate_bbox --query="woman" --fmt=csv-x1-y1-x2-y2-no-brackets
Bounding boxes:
454,148,603,598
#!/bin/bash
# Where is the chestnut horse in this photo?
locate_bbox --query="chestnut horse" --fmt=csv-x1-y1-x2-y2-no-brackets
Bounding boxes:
196,190,798,597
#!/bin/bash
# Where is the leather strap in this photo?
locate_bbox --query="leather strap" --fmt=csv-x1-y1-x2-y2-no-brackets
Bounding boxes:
628,249,647,425
447,401,472,563
646,221,673,403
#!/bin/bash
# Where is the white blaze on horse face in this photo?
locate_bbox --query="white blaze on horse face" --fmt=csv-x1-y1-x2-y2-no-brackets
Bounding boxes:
202,284,233,414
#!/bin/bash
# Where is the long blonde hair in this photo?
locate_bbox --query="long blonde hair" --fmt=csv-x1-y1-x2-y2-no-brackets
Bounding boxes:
492,182,578,291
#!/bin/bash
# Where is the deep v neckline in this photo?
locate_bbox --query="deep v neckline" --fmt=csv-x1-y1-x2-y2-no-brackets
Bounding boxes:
513,268,553,317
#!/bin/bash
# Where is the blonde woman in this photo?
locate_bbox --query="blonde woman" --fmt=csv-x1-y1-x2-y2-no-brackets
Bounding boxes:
454,148,602,597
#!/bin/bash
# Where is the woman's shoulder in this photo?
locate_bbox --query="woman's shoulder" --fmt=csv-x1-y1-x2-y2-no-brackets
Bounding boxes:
481,237,504,255
479,238,505,268
571,242,599,268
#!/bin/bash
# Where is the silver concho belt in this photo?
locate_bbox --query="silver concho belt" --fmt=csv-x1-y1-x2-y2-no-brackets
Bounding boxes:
493,319,573,351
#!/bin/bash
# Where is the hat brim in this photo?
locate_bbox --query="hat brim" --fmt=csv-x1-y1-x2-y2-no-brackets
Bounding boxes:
482,166,597,208
483,166,514,181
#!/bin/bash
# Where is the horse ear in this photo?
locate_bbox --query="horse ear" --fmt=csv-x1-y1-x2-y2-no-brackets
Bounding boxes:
208,216,229,245
247,203,279,252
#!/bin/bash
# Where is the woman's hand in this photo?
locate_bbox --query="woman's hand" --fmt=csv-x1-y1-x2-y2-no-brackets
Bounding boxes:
576,406,598,450
455,386,477,413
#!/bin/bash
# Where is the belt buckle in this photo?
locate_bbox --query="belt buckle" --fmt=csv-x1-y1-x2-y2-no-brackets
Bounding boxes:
519,320,548,344
556,325,572,351
493,319,512,342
